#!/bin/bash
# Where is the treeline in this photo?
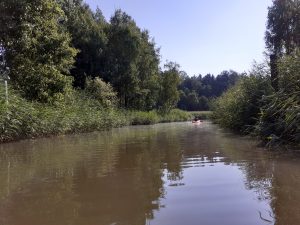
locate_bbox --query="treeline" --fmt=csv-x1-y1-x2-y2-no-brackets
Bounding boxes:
178,70,241,111
212,0,299,146
0,0,237,113
0,0,200,142
0,0,183,112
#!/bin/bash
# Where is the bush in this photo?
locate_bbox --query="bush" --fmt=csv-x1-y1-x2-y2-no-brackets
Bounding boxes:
0,86,127,142
127,109,191,125
159,109,192,123
0,83,192,142
84,77,118,108
1,0,78,103
255,51,300,145
189,111,212,120
212,65,273,133
128,111,159,125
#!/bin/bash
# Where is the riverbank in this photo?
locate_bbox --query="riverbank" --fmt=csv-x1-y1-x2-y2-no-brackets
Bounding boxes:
211,58,299,148
0,86,200,143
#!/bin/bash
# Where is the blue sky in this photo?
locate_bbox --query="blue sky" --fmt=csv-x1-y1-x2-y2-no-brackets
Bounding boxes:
84,0,273,76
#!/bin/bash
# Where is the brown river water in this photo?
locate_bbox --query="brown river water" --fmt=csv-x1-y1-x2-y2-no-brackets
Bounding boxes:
0,122,299,225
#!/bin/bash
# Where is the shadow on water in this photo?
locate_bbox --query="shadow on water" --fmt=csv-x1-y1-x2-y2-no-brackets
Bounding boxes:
0,122,299,225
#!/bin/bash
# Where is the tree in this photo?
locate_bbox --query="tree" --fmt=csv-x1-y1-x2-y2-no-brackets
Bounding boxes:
103,10,160,109
198,96,209,111
265,0,300,90
59,0,108,88
158,62,181,113
186,91,199,111
85,77,117,108
266,0,300,56
133,31,160,110
103,10,141,108
212,73,273,133
214,70,239,96
0,0,77,103
0,46,6,74
177,70,240,111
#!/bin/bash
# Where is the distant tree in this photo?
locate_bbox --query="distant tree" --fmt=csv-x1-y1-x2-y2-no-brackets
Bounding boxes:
158,62,181,113
177,90,188,110
198,96,209,111
177,70,240,111
186,91,199,111
214,70,239,96
0,0,77,103
179,75,203,96
201,74,215,97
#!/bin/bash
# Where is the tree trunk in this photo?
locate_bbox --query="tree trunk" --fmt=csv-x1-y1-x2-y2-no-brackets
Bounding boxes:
270,54,279,91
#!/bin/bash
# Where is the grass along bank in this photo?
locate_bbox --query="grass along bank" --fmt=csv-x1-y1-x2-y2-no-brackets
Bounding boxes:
212,52,300,147
0,86,127,142
189,111,212,120
0,86,193,143
127,109,193,125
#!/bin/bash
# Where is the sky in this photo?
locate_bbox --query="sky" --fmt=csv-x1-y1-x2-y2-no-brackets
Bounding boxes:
84,0,273,76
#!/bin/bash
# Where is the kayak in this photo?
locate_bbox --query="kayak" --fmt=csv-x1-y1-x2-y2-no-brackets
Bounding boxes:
192,120,202,124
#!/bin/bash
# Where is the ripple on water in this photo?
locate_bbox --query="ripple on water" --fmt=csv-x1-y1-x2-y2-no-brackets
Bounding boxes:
0,122,299,225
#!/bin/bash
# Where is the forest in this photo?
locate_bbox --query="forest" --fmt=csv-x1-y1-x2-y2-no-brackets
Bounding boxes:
0,0,237,142
0,0,299,147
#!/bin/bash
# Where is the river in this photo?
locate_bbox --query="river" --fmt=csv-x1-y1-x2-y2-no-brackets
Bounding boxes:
0,121,299,225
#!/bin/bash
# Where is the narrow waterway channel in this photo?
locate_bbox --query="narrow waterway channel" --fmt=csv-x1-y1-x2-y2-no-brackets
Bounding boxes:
0,122,299,225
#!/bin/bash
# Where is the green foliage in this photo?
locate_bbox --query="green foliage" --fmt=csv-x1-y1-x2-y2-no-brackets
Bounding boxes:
84,77,117,108
212,65,273,133
0,2,192,143
212,0,300,147
127,109,191,125
277,50,300,93
186,91,200,110
128,111,159,125
103,10,160,110
58,0,108,88
178,91,210,111
0,82,191,142
265,0,300,56
6,0,299,148
255,51,300,145
213,52,299,146
158,109,192,123
256,0,300,146
158,62,181,114
103,10,139,108
0,0,77,103
178,70,241,111
132,31,160,110
0,85,127,142
189,111,212,120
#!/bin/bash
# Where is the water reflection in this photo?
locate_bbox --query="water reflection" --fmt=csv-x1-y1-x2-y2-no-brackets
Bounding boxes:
0,122,299,225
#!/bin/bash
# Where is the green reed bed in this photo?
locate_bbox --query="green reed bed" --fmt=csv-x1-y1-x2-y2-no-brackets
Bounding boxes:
0,86,192,142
